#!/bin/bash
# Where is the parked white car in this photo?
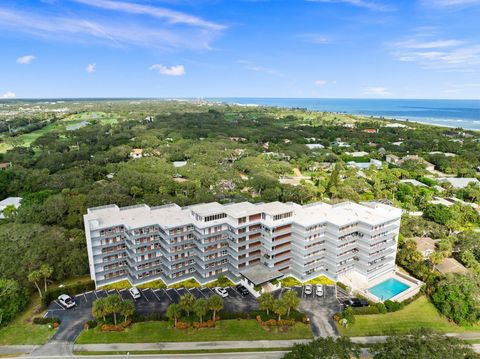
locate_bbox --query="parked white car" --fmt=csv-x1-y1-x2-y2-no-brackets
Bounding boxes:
316,285,324,297
214,287,229,298
58,294,76,309
129,287,141,300
304,284,313,295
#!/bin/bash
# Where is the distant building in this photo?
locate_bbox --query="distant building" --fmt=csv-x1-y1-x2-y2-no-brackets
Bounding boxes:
363,128,378,134
0,197,22,219
130,149,143,159
333,139,350,147
306,144,325,150
0,162,11,171
413,237,436,260
391,141,404,146
386,154,400,164
345,151,369,157
399,179,428,187
173,161,188,168
347,159,382,170
384,123,409,128
438,178,479,189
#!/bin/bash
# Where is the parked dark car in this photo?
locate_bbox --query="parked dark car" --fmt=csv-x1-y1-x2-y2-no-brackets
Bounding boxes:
236,284,249,296
343,298,369,308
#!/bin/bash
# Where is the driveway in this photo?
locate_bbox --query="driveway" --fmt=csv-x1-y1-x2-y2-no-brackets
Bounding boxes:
296,285,341,338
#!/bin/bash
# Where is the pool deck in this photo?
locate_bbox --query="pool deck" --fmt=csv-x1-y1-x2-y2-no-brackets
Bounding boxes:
339,268,423,303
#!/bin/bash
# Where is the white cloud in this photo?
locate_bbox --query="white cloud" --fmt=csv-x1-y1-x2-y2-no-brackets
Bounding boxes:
363,87,392,96
422,0,480,7
300,33,331,44
238,60,285,77
307,0,394,12
0,7,222,51
85,63,96,73
149,64,185,76
391,35,480,70
1,91,16,99
314,80,327,86
72,0,224,30
16,55,35,64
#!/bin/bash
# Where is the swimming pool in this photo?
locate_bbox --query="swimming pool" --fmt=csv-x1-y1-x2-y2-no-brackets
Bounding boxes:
368,278,410,301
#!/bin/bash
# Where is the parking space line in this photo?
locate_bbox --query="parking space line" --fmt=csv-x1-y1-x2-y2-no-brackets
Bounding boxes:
107,289,116,295
208,287,215,295
84,292,87,303
301,286,305,298
232,286,242,296
174,288,181,298
142,289,150,302
94,291,99,299
116,289,124,301
152,289,161,301
196,288,207,298
53,300,65,311
164,289,173,301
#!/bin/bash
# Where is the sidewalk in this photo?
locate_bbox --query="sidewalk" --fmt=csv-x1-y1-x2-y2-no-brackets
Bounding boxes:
0,345,36,355
74,339,311,352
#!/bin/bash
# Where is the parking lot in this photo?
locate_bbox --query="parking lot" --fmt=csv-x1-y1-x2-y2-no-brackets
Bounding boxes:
45,286,259,342
46,283,344,343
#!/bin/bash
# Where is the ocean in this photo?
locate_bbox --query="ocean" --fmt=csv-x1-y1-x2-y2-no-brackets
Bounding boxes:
208,98,480,131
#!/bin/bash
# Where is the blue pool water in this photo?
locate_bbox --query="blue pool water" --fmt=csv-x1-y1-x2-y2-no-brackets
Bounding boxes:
368,278,410,301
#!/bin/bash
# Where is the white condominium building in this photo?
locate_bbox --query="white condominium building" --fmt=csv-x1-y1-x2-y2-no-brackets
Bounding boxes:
84,201,401,288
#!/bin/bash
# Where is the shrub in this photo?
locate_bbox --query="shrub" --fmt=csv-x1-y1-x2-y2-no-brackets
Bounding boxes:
101,324,125,332
175,321,190,329
42,280,95,307
279,276,302,287
353,306,380,315
333,312,342,322
375,302,387,314
264,319,277,327
133,312,165,323
336,281,350,291
33,316,61,325
192,320,215,329
384,300,404,312
52,322,60,329
84,320,97,330
277,319,295,326
256,315,262,323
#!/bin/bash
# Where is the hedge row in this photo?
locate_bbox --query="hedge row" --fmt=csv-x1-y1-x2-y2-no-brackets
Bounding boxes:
42,280,95,307
33,316,61,325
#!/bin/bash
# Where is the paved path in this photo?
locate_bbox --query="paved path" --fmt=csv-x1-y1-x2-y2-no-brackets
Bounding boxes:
20,352,287,359
74,339,310,352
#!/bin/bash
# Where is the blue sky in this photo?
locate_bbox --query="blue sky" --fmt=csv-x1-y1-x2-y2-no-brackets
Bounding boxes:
0,0,479,99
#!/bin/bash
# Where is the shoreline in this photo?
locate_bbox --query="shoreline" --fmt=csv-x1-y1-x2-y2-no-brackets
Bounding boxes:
210,100,479,131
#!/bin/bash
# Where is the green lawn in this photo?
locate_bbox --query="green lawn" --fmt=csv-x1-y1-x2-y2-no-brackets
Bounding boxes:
76,320,313,344
0,294,54,345
338,296,480,337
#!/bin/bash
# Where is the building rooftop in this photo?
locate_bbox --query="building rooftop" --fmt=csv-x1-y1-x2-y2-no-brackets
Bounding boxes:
399,179,428,187
0,197,22,219
84,200,402,231
413,237,436,254
438,178,479,189
240,265,284,286
436,257,468,275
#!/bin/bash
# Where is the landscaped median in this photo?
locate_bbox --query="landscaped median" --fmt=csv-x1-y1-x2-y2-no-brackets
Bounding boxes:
76,319,313,344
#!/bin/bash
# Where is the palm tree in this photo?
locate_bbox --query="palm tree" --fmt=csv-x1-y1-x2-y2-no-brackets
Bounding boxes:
39,264,53,293
92,298,107,322
120,300,135,323
258,292,275,315
166,303,182,328
193,298,208,322
273,299,287,321
28,270,43,298
179,293,196,317
207,294,224,322
105,295,122,325
282,290,300,317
